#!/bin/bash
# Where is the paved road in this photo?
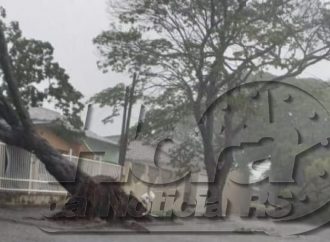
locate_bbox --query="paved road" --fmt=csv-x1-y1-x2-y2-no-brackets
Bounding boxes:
1,207,330,242
1,219,328,242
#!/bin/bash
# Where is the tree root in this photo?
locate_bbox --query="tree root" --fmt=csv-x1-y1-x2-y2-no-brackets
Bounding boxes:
51,175,148,221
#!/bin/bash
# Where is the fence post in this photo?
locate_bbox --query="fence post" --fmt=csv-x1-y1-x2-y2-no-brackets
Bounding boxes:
0,143,5,189
28,154,34,195
98,161,102,175
69,148,73,162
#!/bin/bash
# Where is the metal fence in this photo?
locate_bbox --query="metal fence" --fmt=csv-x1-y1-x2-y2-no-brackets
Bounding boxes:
0,143,122,195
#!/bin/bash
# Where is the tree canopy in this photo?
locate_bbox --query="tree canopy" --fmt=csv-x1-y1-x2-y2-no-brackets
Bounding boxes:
0,7,84,128
92,0,330,183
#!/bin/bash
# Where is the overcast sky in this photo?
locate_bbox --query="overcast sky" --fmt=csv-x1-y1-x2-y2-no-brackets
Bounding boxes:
0,0,140,136
1,0,330,136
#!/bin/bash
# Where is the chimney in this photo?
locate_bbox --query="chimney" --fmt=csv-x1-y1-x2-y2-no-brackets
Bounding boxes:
84,104,93,131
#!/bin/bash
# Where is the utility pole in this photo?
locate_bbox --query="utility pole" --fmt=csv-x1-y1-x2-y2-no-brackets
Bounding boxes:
118,87,130,166
118,73,138,166
135,104,146,139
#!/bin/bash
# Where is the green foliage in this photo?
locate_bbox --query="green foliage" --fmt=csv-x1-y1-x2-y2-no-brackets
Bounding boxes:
93,0,330,124
90,83,126,119
92,0,330,169
0,7,84,128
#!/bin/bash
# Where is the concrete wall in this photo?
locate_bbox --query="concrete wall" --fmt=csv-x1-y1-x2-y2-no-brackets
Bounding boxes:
0,192,67,207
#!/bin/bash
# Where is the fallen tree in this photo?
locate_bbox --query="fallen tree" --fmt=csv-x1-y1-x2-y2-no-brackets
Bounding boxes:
0,22,146,220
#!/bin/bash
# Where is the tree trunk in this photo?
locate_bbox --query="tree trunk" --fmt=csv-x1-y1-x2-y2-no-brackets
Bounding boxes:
198,95,234,217
0,23,145,220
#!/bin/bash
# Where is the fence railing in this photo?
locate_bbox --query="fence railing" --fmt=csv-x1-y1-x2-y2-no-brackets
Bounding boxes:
0,143,122,195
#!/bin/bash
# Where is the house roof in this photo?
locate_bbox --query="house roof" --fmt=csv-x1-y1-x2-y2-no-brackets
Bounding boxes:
105,135,121,144
85,130,119,147
29,107,64,125
29,107,118,146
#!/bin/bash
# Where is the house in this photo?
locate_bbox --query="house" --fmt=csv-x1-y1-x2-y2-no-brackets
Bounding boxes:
29,107,119,163
82,130,119,163
104,136,172,167
0,107,121,194
105,136,187,208
30,107,88,157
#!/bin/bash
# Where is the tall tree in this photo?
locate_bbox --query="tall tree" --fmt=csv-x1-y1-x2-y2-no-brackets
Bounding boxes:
0,7,84,128
0,9,145,220
92,0,330,212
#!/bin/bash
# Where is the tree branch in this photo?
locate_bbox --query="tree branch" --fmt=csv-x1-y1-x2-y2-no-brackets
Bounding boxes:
0,22,33,131
0,95,20,127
